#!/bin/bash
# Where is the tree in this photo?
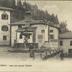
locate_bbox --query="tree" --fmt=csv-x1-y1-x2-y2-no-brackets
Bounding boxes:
0,0,16,8
0,0,4,6
14,1,24,20
17,1,23,8
10,1,59,24
2,0,10,7
54,15,59,24
9,0,16,8
59,22,69,33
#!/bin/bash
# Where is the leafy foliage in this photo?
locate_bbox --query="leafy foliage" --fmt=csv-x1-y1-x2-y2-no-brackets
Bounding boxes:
59,22,69,33
0,0,16,8
0,0,59,24
0,0,70,33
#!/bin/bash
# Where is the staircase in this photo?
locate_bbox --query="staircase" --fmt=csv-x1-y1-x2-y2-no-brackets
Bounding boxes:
41,41,62,60
43,49,62,60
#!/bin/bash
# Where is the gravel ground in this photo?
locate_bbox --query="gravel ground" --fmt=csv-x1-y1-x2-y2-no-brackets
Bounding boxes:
0,47,43,60
0,47,72,72
0,47,61,59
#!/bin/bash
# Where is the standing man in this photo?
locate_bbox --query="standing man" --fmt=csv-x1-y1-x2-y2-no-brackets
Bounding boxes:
29,44,35,58
60,50,64,60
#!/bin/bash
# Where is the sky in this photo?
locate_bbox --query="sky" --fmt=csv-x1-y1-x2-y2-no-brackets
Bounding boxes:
20,0,72,31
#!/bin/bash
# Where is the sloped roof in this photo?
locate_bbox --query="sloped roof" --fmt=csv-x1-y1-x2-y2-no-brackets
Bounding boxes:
10,9,59,28
0,7,14,11
59,31,72,39
11,19,45,25
10,18,60,29
48,22,60,29
17,27,37,32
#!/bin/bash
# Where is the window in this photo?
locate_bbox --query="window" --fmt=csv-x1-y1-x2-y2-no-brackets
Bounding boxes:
38,35,43,42
60,41,63,46
1,12,8,20
3,36,7,40
50,30,53,32
68,49,72,53
41,30,45,33
1,25,8,31
27,35,30,39
70,41,72,46
38,35,43,39
18,25,22,28
19,34,22,39
49,35,54,39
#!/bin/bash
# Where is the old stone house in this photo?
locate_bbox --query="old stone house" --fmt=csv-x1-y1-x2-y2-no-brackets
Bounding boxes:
0,7,13,46
60,32,72,54
0,7,59,51
10,11,59,50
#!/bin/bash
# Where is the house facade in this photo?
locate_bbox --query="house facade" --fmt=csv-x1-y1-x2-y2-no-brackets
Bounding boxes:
47,26,59,50
0,7,13,46
0,7,59,51
60,32,72,54
10,12,59,49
